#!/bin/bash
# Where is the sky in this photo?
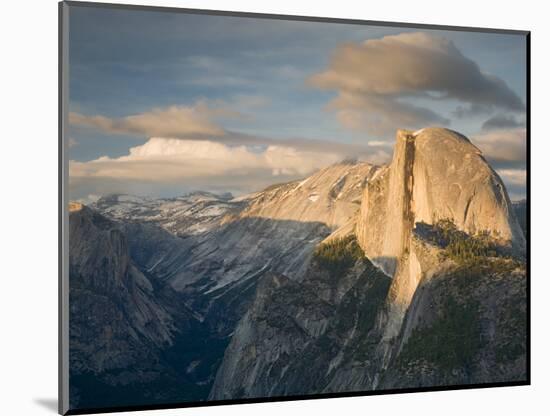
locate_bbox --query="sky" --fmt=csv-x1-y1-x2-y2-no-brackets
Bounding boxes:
67,5,527,202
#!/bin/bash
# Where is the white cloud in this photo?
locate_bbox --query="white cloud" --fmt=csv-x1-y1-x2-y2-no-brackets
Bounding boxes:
472,128,526,197
71,137,342,179
496,169,526,186
482,114,525,131
472,128,526,164
69,137,348,198
367,140,392,147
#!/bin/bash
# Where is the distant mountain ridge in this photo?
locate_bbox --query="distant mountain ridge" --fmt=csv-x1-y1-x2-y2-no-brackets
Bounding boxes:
93,191,240,237
92,161,378,294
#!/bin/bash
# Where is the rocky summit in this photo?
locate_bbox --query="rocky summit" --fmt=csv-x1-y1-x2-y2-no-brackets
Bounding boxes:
69,127,527,409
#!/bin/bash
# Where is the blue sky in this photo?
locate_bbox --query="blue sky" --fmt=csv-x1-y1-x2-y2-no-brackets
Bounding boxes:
67,4,527,201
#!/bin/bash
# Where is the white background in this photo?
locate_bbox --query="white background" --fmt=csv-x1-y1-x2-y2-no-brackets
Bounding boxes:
1,0,548,415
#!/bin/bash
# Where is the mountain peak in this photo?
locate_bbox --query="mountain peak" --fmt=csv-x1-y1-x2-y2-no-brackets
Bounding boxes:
398,126,474,145
69,201,84,212
240,160,378,230
358,127,524,266
356,126,524,343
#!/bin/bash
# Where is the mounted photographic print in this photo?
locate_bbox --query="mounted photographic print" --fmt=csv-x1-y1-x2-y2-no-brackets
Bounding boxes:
59,1,530,414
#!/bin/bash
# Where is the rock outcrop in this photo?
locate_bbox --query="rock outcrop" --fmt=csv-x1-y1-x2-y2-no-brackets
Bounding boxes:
355,128,525,352
240,161,377,230
379,243,527,389
69,205,216,409
69,204,175,348
357,128,524,267
209,237,391,400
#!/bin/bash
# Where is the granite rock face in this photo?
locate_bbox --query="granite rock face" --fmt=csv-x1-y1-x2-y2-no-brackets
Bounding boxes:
380,257,527,389
356,128,525,352
69,204,175,351
240,161,377,230
69,204,218,408
357,128,524,271
209,238,392,400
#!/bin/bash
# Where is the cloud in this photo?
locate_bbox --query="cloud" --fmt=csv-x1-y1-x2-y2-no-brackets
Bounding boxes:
482,114,526,131
310,32,524,136
368,140,393,147
471,128,526,198
69,102,239,139
471,128,526,167
69,137,359,198
222,132,391,165
496,169,526,186
496,168,527,200
75,194,101,205
68,137,78,148
327,91,449,136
